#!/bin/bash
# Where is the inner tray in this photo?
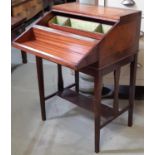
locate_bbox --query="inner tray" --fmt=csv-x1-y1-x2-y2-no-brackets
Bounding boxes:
47,16,112,39
13,26,99,70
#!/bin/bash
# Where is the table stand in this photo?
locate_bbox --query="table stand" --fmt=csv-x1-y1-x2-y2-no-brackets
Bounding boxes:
35,53,137,153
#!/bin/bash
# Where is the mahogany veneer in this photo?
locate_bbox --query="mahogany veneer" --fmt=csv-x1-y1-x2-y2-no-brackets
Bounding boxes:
52,2,139,21
12,2,141,153
14,25,98,69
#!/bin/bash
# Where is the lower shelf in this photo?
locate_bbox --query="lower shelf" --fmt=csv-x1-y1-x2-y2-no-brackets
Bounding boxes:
59,89,114,117
58,89,128,117
46,88,130,128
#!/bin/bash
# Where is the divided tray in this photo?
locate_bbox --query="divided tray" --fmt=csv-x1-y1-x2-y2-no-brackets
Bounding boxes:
47,15,112,39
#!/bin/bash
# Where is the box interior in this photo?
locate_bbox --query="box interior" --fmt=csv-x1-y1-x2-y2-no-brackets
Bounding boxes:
48,15,112,34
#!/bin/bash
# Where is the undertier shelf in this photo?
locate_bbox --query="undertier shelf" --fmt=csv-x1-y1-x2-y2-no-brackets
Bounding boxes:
57,89,130,127
58,89,114,118
58,89,113,118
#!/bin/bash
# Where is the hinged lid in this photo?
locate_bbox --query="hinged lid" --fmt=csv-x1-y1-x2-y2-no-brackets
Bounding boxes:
52,2,139,22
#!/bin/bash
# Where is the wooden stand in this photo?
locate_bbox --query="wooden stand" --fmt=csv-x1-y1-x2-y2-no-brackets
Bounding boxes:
35,54,137,153
12,2,141,153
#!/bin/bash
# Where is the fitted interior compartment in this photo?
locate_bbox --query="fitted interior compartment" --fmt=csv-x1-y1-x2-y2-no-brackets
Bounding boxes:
64,18,100,32
36,12,114,39
95,24,113,33
50,16,69,26
48,15,112,34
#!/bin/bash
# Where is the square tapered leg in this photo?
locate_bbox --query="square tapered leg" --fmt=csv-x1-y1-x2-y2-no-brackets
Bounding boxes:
21,50,27,64
75,71,79,93
36,56,46,121
128,54,138,126
57,64,64,91
94,72,102,153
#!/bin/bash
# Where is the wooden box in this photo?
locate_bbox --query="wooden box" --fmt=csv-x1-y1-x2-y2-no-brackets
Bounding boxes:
12,0,43,20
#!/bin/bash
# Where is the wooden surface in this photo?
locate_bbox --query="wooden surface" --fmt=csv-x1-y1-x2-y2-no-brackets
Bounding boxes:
12,0,32,7
12,0,43,20
13,25,98,70
11,16,26,30
13,3,141,70
98,13,141,67
52,2,139,21
58,88,114,118
12,3,141,153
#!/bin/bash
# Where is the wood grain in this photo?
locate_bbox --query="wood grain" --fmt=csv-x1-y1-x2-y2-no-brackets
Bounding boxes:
52,2,139,22
97,12,141,67
12,26,98,70
12,3,141,153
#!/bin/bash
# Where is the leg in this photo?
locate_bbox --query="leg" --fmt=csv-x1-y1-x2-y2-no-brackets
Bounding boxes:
21,50,27,64
57,64,64,91
113,67,121,114
36,56,46,121
128,54,138,126
94,72,102,153
75,71,79,93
